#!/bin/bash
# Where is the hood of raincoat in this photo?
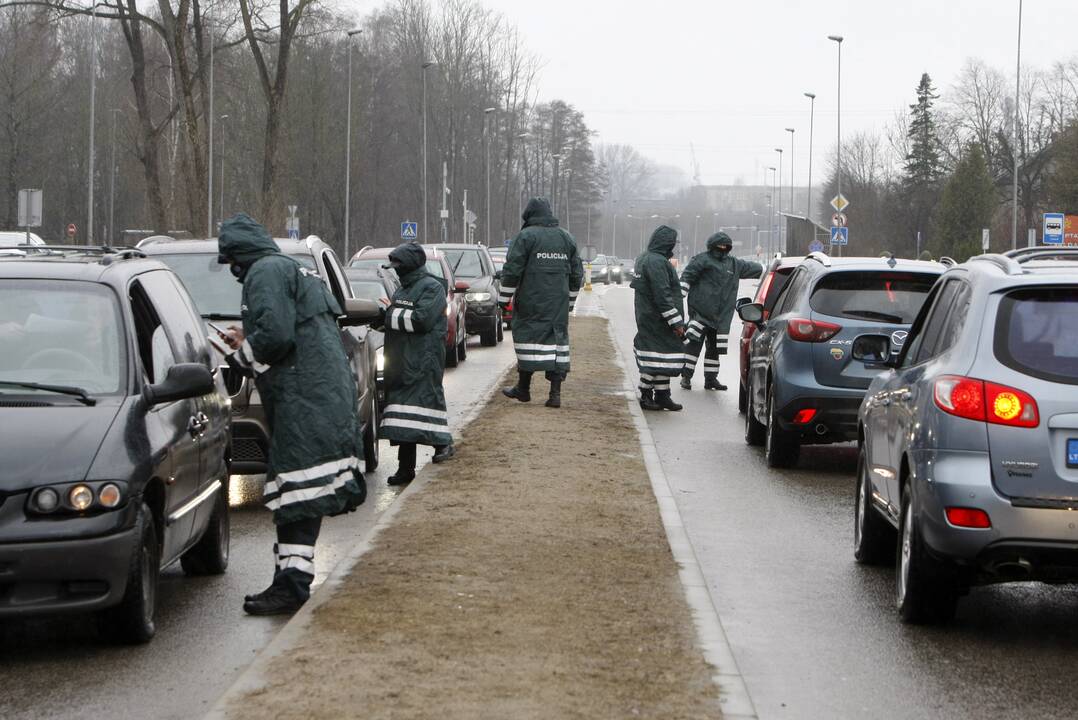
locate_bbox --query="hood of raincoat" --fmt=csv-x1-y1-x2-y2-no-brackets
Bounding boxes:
522,197,559,229
387,241,427,279
218,213,279,270
706,231,733,256
647,225,678,259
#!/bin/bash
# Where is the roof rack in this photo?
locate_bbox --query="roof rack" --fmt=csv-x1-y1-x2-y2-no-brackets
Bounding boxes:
1003,246,1078,263
0,244,146,261
969,253,1021,275
939,256,957,267
806,251,832,267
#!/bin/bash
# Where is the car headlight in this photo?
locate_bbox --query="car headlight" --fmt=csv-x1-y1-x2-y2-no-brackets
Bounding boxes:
376,347,385,372
465,292,492,302
33,487,60,513
26,481,129,515
69,484,94,511
98,483,123,508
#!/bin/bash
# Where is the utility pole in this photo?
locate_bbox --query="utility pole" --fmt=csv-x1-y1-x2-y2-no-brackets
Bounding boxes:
87,2,98,244
463,189,468,244
344,28,363,259
440,161,449,242
422,61,436,242
1012,0,1023,249
804,92,816,219
219,114,228,223
108,108,120,244
828,35,844,256
484,107,496,245
206,15,214,239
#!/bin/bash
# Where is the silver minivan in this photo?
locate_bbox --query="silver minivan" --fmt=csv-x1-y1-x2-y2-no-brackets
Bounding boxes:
853,248,1078,623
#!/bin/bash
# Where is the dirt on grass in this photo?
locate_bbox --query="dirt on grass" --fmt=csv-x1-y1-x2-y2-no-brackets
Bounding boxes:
227,316,721,720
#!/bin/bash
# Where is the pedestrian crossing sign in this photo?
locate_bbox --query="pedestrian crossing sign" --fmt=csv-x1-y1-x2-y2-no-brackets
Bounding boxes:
401,221,418,241
830,226,848,246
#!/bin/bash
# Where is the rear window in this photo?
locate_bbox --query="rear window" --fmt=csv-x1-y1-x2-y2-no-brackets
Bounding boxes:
995,287,1078,385
810,271,937,324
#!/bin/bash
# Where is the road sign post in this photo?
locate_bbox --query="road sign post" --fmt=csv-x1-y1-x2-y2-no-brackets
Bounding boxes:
829,226,848,246
1043,212,1064,245
982,229,990,252
286,205,299,241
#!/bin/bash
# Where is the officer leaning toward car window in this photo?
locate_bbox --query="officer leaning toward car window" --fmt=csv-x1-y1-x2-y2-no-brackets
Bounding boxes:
216,213,367,616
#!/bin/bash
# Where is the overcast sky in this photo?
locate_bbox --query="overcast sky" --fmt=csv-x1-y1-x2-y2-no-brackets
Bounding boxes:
351,0,1077,189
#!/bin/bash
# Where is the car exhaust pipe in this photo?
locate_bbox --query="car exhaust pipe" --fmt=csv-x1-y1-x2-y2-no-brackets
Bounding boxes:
990,558,1033,578
815,423,829,436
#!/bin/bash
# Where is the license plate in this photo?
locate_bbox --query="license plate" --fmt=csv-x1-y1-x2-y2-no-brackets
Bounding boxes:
1068,439,1078,468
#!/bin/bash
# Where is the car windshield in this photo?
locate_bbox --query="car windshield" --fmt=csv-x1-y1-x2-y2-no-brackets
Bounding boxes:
996,287,1078,384
440,249,484,279
350,280,389,302
0,280,125,395
425,260,445,278
350,257,386,273
810,271,937,324
155,252,314,318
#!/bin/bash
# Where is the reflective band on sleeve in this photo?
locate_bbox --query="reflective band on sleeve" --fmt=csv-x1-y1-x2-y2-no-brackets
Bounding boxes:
666,314,684,326
402,309,415,333
661,308,679,318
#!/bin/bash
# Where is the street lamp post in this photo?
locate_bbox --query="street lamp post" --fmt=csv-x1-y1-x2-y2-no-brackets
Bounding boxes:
551,153,563,217
517,131,531,216
483,107,496,245
766,167,776,257
422,61,436,243
785,127,795,218
1012,0,1023,249
206,16,214,239
344,28,363,259
804,92,816,220
108,108,120,244
88,2,98,244
219,114,228,223
693,214,700,257
774,148,783,252
828,34,844,255
611,199,618,258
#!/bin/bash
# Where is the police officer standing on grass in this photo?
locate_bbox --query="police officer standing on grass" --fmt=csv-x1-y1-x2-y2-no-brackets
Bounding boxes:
679,232,762,391
379,241,455,486
631,225,686,411
499,197,584,408
217,213,367,616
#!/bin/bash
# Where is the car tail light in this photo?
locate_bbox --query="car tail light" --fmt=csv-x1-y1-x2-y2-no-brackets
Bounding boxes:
787,318,841,342
945,507,991,529
934,376,1039,428
793,408,818,424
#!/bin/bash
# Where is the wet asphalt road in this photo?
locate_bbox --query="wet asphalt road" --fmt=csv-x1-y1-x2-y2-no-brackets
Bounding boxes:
0,336,514,720
603,284,1078,720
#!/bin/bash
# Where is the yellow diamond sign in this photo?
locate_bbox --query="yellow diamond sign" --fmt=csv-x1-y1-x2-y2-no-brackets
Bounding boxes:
830,194,849,212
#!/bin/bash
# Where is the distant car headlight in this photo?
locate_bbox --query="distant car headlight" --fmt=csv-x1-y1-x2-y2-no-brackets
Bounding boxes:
465,292,492,302
33,487,60,513
445,305,452,317
69,484,94,511
376,347,385,372
98,483,123,508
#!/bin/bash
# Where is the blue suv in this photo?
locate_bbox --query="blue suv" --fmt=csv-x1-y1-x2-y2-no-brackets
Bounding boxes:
738,253,944,467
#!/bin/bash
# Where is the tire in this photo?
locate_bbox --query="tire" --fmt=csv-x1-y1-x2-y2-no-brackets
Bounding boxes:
738,380,748,415
744,378,766,446
505,318,512,331
458,335,468,362
765,388,799,468
496,314,504,342
446,337,459,368
854,447,895,565
181,482,230,576
480,320,498,347
104,502,159,644
896,482,959,624
363,398,380,472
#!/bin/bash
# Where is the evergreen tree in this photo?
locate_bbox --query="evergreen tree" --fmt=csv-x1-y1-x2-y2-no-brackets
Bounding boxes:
932,144,996,261
904,73,944,185
1045,119,1078,214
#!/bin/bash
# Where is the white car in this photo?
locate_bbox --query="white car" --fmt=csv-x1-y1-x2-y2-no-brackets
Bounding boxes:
0,231,44,246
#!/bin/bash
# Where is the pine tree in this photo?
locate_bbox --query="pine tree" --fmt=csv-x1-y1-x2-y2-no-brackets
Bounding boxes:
932,144,996,261
1045,119,1078,214
904,73,944,186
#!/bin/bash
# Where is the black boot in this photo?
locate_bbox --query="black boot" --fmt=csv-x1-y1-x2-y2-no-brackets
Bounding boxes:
387,469,416,486
502,370,532,402
680,372,693,390
432,444,456,463
655,389,684,411
243,584,305,616
639,388,663,411
546,378,562,408
245,581,276,603
704,374,727,391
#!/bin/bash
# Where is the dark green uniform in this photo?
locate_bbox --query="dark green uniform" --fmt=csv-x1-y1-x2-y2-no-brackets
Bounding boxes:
631,225,685,394
499,198,583,376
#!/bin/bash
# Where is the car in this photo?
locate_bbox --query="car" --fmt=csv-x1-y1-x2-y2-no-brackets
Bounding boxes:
0,245,231,642
587,254,623,285
739,252,944,468
427,243,504,347
621,258,636,281
350,246,469,367
0,231,44,246
345,267,401,410
738,255,800,414
142,235,383,474
853,248,1078,623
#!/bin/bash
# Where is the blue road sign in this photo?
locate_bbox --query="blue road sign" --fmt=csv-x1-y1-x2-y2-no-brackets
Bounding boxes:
401,221,418,241
808,240,824,253
287,228,300,240
830,226,848,246
1044,212,1065,245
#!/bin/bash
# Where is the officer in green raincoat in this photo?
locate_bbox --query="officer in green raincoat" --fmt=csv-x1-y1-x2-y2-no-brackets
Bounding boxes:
499,198,583,408
380,242,455,485
679,232,762,390
217,213,366,616
631,225,686,411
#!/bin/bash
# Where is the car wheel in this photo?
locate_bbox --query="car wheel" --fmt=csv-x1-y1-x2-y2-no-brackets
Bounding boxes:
854,447,894,565
446,338,459,368
896,481,959,624
744,378,766,446
104,502,159,644
458,334,468,362
496,314,504,342
738,381,748,415
363,397,380,472
181,482,230,576
480,322,497,347
765,387,799,468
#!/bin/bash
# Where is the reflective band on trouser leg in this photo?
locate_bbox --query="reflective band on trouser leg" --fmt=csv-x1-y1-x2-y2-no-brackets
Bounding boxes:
275,517,322,601
652,377,670,390
639,373,656,390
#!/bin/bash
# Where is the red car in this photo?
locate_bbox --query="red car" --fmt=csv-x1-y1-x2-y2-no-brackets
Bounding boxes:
350,247,469,367
738,255,800,414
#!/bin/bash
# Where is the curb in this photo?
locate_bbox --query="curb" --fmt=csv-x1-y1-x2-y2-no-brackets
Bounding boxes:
204,361,511,720
603,311,758,719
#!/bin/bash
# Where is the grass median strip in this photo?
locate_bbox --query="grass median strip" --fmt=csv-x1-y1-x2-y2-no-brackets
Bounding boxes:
227,316,721,719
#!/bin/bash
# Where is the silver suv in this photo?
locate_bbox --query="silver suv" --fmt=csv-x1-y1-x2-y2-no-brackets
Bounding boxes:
853,248,1078,623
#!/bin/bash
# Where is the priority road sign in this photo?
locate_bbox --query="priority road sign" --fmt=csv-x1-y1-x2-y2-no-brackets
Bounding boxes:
830,226,848,246
401,221,418,241
1044,212,1065,245
830,194,849,213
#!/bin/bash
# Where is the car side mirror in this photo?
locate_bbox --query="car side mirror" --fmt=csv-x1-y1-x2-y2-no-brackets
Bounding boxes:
852,334,896,368
737,302,765,326
735,296,752,309
143,363,215,406
455,280,470,292
493,270,503,281
340,297,382,327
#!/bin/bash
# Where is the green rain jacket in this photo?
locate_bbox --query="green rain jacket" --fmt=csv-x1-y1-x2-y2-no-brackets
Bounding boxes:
218,214,366,525
631,225,686,376
380,243,452,447
680,232,763,335
499,198,583,374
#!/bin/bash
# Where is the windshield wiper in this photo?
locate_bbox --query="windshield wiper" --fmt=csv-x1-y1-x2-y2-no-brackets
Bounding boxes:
203,312,243,320
0,381,96,406
842,308,904,324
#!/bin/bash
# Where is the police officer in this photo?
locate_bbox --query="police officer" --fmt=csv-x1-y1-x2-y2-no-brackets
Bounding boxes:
380,242,455,486
218,213,366,616
631,225,685,411
679,232,762,390
499,197,583,408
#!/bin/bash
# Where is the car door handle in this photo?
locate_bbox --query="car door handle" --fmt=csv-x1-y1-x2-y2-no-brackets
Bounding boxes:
188,413,209,437
894,390,911,402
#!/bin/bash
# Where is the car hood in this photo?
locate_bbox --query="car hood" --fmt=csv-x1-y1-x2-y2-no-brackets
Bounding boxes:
0,403,122,493
462,276,496,294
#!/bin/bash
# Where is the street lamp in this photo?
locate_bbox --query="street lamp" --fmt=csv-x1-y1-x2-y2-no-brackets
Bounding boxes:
828,35,844,255
483,107,496,246
108,108,120,244
774,148,784,252
343,28,363,259
517,131,531,216
766,167,776,257
88,2,98,244
785,128,795,218
421,61,437,243
219,114,229,224
804,92,816,220
1011,0,1023,249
